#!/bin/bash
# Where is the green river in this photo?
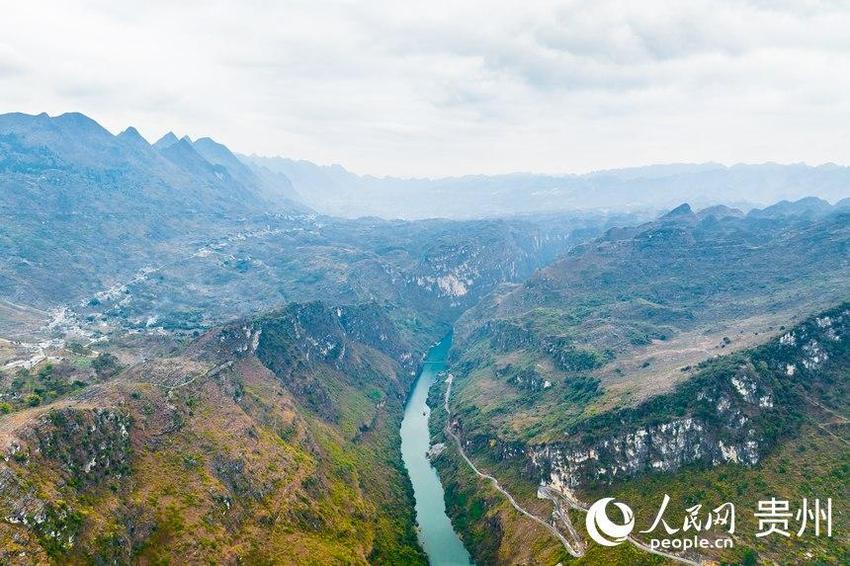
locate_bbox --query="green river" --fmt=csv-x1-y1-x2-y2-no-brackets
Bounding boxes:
400,334,473,565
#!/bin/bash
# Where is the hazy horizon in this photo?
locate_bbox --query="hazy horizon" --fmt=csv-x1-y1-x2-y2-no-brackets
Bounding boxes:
8,109,850,182
241,154,850,181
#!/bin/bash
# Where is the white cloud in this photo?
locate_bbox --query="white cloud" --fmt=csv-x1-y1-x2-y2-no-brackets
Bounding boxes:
1,0,849,176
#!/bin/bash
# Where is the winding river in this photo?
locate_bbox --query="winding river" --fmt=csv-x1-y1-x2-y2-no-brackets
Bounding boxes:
400,334,473,565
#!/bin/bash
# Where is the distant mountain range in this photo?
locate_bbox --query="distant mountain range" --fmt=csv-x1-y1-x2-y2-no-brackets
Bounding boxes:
247,154,850,219
3,111,849,221
0,111,641,320
0,111,302,223
0,111,306,308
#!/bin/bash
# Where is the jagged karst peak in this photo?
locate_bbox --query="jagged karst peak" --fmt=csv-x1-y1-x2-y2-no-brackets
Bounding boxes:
192,136,256,179
663,202,694,217
157,134,239,184
118,126,149,145
172,137,194,150
193,136,238,160
153,131,179,149
160,136,211,163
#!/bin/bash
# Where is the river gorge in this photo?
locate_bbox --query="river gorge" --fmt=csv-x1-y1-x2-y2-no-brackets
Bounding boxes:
400,335,473,565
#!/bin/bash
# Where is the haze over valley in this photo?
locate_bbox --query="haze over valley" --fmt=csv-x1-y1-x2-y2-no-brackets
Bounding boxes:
248,154,850,219
2,2,850,564
0,109,848,565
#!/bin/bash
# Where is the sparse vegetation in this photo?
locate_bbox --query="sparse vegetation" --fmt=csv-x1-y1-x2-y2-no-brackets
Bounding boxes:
1,109,848,565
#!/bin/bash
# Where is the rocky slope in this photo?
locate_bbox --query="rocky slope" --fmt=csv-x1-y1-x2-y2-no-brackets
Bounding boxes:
4,110,848,564
0,300,438,564
432,202,850,564
0,112,300,310
433,302,850,565
0,111,640,333
448,200,850,446
28,210,628,356
531,304,848,490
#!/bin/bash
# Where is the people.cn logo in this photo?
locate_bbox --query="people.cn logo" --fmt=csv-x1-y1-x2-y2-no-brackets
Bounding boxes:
585,497,636,546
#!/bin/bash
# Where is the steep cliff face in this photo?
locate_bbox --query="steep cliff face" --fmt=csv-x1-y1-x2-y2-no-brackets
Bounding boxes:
531,416,760,491
207,301,426,423
513,304,849,490
253,302,417,376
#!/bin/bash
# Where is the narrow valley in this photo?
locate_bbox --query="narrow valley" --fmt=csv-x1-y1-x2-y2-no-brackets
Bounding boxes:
400,334,472,565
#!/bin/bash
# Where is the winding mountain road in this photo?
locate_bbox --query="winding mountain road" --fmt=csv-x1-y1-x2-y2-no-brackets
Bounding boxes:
442,373,703,566
442,374,585,558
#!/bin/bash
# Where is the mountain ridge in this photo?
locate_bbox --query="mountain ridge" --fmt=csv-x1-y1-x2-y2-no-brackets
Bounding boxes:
1,109,849,565
246,153,850,219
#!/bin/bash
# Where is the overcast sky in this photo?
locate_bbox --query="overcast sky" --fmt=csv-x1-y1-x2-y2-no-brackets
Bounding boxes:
1,1,849,177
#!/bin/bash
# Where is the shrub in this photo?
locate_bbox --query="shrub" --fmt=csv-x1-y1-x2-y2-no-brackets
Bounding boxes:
92,353,120,377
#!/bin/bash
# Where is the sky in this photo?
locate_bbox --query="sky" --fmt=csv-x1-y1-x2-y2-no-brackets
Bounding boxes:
1,0,849,177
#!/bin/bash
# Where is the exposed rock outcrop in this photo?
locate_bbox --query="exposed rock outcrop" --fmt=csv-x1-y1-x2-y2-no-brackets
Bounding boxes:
526,305,849,490
458,305,849,493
